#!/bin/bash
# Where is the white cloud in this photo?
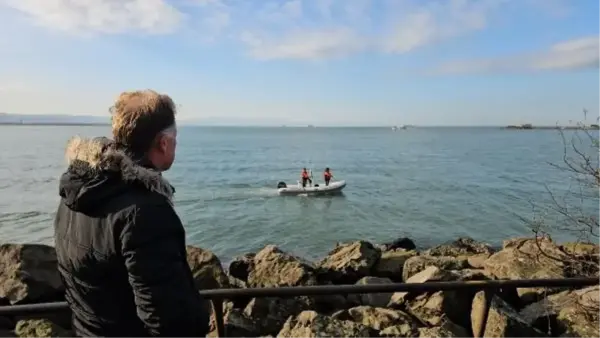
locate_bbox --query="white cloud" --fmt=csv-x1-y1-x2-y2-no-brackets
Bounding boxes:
1,0,183,36
0,0,581,61
433,35,600,75
380,0,501,54
240,27,366,61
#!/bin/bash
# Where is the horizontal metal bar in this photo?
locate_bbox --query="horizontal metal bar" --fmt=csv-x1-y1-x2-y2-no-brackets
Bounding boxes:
198,277,598,298
0,277,596,316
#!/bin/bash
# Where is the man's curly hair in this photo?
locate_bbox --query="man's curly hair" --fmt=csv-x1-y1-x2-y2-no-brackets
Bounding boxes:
110,89,176,155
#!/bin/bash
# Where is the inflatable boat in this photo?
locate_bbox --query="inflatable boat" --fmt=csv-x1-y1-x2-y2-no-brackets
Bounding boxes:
276,180,346,196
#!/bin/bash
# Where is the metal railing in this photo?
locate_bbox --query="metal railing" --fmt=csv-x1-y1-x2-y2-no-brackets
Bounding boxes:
0,277,597,337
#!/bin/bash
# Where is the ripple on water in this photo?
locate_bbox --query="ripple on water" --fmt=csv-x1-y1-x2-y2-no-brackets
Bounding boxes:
1,126,598,262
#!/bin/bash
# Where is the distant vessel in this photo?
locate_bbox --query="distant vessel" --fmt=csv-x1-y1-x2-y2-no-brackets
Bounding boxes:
392,125,408,131
276,180,346,196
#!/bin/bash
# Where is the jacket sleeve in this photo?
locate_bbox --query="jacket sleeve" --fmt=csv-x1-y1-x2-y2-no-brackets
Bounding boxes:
120,203,210,337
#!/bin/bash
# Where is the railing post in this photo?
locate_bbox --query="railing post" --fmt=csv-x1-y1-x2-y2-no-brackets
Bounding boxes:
473,288,494,338
211,298,226,337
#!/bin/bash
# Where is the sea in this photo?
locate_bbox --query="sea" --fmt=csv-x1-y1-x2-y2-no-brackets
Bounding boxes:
0,125,598,264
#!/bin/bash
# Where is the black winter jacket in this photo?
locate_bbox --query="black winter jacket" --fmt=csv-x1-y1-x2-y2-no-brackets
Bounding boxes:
53,136,210,337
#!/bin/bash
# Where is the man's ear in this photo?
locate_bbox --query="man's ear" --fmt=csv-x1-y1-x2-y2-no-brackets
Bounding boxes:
157,134,169,153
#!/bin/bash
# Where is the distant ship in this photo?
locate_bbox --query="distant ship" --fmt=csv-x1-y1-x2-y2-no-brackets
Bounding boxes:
392,125,408,131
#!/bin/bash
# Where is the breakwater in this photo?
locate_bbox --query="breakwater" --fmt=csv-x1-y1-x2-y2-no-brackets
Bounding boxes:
0,236,598,337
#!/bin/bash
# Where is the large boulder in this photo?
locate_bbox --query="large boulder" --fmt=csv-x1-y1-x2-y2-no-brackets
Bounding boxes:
318,241,381,284
402,255,469,281
388,266,458,308
332,306,420,336
520,286,599,337
243,297,309,336
424,237,495,257
373,250,417,281
228,253,255,283
0,244,64,304
277,310,377,337
560,242,600,256
209,304,262,337
390,266,491,332
471,291,547,337
348,277,394,308
186,246,230,290
248,245,318,288
483,237,569,303
14,319,72,338
418,321,471,338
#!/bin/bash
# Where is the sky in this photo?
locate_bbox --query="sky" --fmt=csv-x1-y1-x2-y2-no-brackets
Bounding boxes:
0,0,598,126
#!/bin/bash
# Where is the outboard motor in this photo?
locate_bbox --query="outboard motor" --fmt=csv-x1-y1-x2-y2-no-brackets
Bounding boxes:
277,181,287,189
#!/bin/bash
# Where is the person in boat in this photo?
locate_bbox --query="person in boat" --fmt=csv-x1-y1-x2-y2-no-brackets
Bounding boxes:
301,167,312,187
324,167,334,186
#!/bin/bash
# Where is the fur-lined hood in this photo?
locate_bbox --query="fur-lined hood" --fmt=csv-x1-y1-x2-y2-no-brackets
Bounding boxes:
64,135,174,200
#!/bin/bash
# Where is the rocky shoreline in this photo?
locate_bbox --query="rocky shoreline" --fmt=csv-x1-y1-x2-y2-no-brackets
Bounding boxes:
0,236,598,337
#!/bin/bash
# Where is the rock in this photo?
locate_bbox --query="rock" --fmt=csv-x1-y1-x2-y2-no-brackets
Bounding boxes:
381,237,417,251
373,250,417,281
390,266,492,331
557,286,600,337
521,286,600,337
246,246,347,313
243,297,309,336
210,302,262,337
332,306,420,336
228,253,255,282
559,242,600,278
424,237,495,257
471,291,547,337
223,309,261,337
560,242,600,256
14,319,71,338
419,322,471,338
318,241,381,284
186,246,230,290
248,245,318,288
467,253,491,269
349,277,394,308
450,268,496,281
380,325,419,337
483,237,568,304
277,310,376,337
402,255,469,281
389,266,457,308
0,244,64,304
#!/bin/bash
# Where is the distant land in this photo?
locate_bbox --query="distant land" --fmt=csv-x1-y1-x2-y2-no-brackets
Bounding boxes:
0,113,303,127
1,113,598,129
0,113,109,126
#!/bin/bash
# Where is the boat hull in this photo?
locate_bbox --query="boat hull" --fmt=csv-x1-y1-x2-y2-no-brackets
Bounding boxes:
277,180,346,196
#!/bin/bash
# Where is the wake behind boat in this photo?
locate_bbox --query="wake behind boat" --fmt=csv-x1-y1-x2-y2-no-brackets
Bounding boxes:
276,180,346,196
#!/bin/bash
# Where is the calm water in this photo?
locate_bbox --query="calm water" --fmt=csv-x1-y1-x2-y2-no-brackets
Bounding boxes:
0,125,597,263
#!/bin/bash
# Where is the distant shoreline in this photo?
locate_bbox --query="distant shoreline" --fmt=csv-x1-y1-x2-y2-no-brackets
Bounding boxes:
1,122,598,129
0,122,110,126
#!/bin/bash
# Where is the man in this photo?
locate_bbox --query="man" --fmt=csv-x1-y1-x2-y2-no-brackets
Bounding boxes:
301,167,312,188
54,90,210,337
323,167,334,186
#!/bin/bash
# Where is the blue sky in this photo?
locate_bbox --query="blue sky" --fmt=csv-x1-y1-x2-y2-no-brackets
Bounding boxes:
0,0,598,126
